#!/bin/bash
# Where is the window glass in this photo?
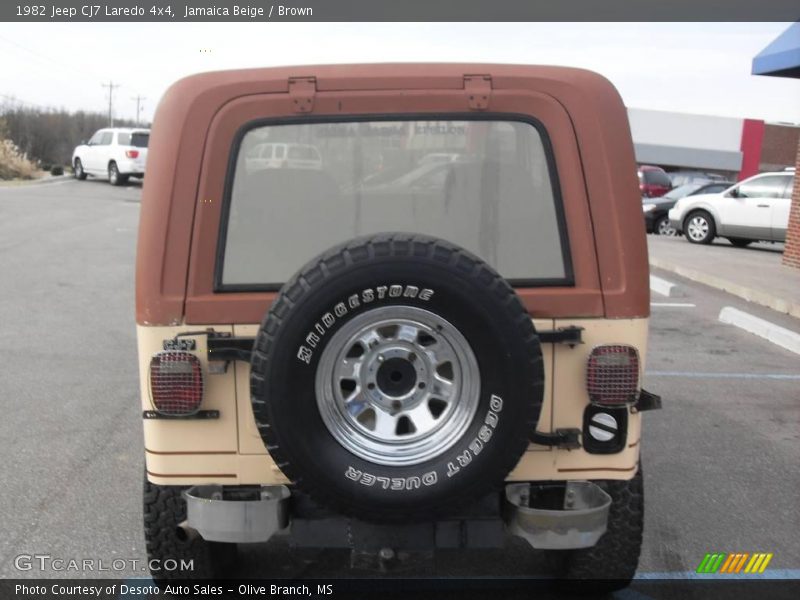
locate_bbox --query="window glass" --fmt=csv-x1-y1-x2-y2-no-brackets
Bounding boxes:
644,169,671,187
118,132,131,146
88,131,104,145
287,144,320,160
130,133,149,148
781,176,795,199
702,183,729,194
664,183,701,199
98,132,113,146
737,175,791,199
221,119,569,286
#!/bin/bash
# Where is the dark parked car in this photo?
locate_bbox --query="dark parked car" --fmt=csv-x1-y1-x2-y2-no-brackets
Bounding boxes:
668,170,728,187
643,181,733,235
638,165,672,198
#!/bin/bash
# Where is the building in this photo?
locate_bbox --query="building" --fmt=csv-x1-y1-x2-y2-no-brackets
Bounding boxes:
752,22,800,268
627,107,799,181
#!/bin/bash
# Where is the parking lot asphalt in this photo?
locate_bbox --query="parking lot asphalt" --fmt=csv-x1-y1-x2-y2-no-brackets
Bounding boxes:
1,180,798,593
648,235,800,318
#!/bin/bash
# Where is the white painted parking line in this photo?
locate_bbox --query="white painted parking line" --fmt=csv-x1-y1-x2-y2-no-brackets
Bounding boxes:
718,306,800,355
649,274,681,297
651,302,696,307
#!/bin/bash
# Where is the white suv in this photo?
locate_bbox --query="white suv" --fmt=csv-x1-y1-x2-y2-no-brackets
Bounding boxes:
668,171,795,246
72,128,149,186
244,142,322,171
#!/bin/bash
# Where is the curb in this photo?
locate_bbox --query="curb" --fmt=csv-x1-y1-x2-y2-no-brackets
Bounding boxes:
719,307,800,355
649,275,681,297
650,256,800,319
0,175,72,189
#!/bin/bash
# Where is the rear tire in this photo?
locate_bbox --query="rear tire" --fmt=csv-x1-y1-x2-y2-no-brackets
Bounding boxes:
727,238,752,248
73,158,87,180
143,474,237,581
108,161,128,186
550,467,644,592
683,210,715,244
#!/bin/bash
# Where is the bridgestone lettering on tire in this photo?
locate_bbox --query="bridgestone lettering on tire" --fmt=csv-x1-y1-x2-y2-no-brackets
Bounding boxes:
250,233,544,522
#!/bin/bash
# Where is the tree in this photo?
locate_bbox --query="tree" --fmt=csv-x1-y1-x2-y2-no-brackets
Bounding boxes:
0,100,146,167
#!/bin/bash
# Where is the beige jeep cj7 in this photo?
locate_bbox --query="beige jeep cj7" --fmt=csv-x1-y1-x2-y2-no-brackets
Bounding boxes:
136,63,662,588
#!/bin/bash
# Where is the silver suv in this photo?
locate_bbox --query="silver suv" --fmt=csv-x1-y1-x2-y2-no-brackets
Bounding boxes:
669,171,795,246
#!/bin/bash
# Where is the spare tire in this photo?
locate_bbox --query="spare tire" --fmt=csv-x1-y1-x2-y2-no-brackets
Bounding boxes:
251,233,543,521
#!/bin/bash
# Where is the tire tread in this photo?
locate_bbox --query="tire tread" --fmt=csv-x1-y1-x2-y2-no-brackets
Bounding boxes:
251,233,543,521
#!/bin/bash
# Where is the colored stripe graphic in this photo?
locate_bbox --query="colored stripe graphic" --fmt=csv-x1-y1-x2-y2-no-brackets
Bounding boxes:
697,553,726,573
697,552,774,574
719,554,735,573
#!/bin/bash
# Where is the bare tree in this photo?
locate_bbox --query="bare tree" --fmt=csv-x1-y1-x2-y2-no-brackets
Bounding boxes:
0,99,146,167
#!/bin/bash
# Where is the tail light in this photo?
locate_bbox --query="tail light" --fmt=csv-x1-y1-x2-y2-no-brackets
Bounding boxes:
149,351,203,416
586,345,640,406
125,150,139,159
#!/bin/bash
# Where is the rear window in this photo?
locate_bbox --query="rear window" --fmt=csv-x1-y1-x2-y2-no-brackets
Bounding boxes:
130,133,149,148
218,118,571,289
644,169,671,187
287,145,319,160
117,132,149,147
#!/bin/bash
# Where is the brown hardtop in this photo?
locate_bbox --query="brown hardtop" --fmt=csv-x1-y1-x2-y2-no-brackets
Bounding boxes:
136,63,648,326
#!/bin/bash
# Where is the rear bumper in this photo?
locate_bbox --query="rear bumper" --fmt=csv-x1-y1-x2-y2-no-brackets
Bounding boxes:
644,211,665,233
181,481,611,550
116,158,146,175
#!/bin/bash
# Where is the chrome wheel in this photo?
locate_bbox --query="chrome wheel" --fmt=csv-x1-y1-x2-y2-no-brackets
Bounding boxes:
686,215,709,242
315,306,480,466
109,163,118,185
74,160,83,178
656,217,676,236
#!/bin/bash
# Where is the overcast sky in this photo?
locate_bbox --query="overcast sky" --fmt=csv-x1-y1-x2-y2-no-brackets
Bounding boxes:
2,22,799,125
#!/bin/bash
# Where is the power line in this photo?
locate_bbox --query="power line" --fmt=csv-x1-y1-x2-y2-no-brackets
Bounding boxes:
101,81,121,127
0,33,108,81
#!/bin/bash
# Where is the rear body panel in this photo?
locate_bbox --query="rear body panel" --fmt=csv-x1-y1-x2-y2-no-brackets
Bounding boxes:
140,317,646,486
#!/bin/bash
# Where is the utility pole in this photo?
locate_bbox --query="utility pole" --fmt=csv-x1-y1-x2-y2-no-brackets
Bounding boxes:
101,81,120,126
131,95,145,126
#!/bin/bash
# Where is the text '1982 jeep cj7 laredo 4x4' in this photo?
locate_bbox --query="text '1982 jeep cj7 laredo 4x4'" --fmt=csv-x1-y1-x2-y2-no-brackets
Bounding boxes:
136,63,661,589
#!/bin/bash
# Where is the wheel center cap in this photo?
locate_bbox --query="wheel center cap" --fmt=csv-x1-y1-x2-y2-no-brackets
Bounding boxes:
376,357,417,397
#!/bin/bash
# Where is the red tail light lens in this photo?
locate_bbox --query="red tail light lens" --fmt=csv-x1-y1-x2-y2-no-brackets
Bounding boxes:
149,351,203,416
586,345,640,406
126,150,139,159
